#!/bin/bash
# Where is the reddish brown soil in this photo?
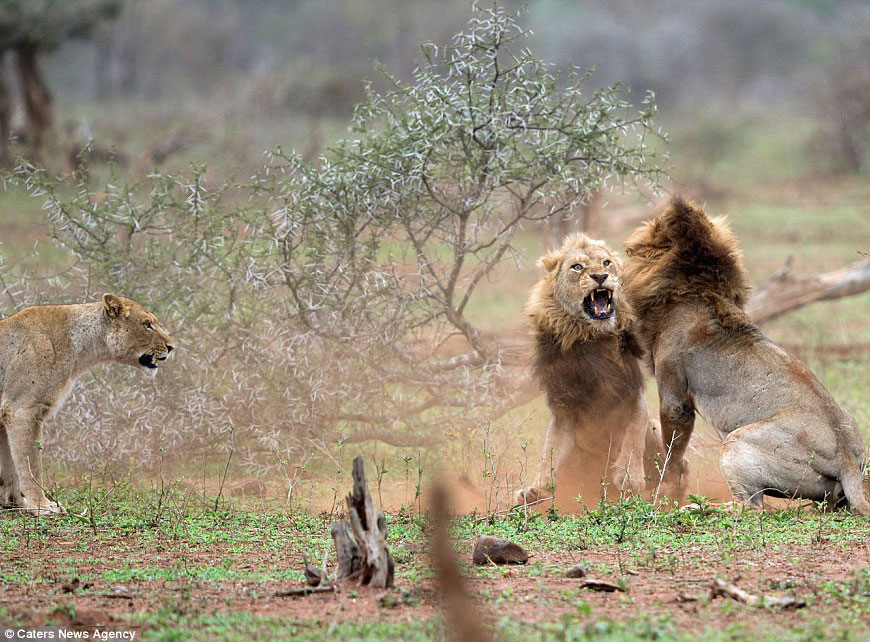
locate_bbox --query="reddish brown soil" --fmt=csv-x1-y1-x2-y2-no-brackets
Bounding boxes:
3,531,868,634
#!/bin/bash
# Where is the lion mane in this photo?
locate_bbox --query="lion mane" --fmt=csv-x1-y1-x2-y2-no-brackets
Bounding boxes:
526,234,644,409
622,196,757,364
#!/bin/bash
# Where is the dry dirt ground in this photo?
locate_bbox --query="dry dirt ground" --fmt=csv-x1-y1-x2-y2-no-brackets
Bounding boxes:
1,498,869,640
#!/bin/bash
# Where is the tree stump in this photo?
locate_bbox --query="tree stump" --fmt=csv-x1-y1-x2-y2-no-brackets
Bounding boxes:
331,455,394,588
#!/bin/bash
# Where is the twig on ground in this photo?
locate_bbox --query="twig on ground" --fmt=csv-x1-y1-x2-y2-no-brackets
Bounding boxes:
274,586,336,598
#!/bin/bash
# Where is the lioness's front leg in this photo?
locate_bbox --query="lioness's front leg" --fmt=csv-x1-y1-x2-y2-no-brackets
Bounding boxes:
0,421,18,507
4,405,64,514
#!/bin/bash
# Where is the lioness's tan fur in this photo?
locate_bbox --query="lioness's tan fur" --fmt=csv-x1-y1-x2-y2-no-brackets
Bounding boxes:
518,234,661,508
623,197,870,513
0,294,173,514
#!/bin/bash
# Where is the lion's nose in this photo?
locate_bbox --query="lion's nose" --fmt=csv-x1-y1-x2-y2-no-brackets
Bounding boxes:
591,273,608,285
166,345,174,353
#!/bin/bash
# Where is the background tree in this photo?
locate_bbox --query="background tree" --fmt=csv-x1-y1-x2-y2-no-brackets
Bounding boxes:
0,0,121,157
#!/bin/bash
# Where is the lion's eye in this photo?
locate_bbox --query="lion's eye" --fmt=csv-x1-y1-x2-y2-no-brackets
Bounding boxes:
570,264,584,272
144,321,153,330
603,259,612,267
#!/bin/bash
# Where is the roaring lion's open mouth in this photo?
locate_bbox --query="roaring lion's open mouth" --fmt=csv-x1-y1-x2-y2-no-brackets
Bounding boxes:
138,353,165,369
583,288,615,320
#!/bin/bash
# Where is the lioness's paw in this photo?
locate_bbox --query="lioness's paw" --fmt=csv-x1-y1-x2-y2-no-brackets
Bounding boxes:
19,497,66,516
515,486,552,505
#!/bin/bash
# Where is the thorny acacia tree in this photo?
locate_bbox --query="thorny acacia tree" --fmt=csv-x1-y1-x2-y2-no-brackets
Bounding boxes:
8,6,664,472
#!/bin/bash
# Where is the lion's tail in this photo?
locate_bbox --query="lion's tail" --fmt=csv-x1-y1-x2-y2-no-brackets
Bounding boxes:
840,453,870,516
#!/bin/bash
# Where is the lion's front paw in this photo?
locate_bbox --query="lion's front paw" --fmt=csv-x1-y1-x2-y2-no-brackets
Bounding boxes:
515,486,552,505
612,463,647,494
656,479,686,504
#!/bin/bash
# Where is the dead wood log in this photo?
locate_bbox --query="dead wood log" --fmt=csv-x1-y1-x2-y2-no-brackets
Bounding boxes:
709,578,805,609
274,586,336,598
747,257,870,324
430,483,492,642
331,455,394,588
710,577,760,606
330,520,362,581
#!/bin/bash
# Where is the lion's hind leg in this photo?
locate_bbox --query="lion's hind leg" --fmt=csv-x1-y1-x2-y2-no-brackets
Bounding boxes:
720,419,842,510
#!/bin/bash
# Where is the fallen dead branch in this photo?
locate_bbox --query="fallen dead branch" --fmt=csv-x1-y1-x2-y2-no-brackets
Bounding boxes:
710,578,805,609
747,257,870,324
710,578,760,605
273,586,336,598
778,341,870,359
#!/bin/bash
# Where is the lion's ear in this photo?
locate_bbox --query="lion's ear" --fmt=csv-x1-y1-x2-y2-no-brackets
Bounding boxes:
539,252,562,273
102,293,128,319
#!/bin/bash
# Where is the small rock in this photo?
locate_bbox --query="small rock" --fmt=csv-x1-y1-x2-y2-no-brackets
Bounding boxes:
566,564,587,578
472,536,529,565
61,578,81,593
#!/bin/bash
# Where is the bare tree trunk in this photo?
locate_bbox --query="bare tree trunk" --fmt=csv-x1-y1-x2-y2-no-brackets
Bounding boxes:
747,257,870,324
15,45,53,148
94,28,114,99
117,0,140,96
0,50,11,166
545,188,602,248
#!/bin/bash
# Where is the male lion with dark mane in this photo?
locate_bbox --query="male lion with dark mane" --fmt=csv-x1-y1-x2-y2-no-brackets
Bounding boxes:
517,233,661,508
0,294,174,514
622,197,870,513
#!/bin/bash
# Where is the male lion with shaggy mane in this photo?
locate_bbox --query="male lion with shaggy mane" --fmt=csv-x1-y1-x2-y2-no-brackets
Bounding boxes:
623,197,870,513
517,233,661,508
0,294,174,514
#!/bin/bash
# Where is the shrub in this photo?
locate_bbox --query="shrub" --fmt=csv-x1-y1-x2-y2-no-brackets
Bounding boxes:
8,5,664,474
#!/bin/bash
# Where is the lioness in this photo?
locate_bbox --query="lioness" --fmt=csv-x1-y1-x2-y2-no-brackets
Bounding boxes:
623,197,870,513
517,233,661,508
0,294,173,514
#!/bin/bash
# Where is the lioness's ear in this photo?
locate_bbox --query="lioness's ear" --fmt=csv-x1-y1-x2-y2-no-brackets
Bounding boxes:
539,252,562,273
102,293,128,318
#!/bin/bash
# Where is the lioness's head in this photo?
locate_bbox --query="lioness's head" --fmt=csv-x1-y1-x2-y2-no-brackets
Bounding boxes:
102,294,174,371
526,234,629,350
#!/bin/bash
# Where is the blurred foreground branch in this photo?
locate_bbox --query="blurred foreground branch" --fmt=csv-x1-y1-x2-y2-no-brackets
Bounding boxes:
430,483,492,642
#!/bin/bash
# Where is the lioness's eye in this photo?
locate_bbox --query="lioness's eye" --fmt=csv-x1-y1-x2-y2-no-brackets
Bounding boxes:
570,264,584,272
603,259,612,267
144,321,153,330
